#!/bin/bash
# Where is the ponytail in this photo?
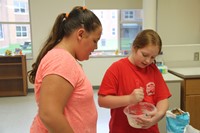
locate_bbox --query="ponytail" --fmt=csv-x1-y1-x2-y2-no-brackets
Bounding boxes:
28,13,66,83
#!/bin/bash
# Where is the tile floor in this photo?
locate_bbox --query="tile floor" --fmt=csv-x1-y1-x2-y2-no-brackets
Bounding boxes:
0,89,110,133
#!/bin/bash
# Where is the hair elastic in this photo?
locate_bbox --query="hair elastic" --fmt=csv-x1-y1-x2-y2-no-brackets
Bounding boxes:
66,12,69,17
62,12,69,22
62,18,66,22
82,6,87,10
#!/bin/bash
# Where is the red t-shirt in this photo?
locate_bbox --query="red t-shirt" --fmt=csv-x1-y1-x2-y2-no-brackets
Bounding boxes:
98,57,171,133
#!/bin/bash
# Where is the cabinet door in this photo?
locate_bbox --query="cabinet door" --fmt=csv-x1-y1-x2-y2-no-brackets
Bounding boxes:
186,95,200,130
185,79,200,95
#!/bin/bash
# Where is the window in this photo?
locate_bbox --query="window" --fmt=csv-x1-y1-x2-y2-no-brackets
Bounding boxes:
124,11,134,19
14,1,26,13
0,24,3,39
16,26,28,37
0,0,32,57
92,9,143,55
112,28,116,35
112,11,116,19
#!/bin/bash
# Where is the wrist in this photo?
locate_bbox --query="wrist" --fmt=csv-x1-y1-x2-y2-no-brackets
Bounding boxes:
128,94,137,105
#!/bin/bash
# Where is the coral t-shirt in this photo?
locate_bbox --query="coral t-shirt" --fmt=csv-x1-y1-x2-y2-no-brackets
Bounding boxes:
98,57,171,133
30,48,97,133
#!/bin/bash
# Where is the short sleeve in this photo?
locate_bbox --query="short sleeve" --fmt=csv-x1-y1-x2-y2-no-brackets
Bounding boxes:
98,62,119,96
38,49,81,88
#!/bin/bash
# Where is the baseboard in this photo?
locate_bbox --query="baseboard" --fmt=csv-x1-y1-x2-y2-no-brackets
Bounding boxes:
28,88,34,93
93,86,100,89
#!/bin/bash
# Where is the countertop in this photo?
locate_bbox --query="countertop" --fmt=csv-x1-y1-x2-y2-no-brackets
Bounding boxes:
162,72,183,82
168,67,200,78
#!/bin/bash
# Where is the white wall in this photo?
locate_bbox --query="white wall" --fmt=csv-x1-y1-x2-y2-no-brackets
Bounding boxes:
143,0,157,30
81,56,124,86
157,0,200,44
162,44,200,67
28,0,200,88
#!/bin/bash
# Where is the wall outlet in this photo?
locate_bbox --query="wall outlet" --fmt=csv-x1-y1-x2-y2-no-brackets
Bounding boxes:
194,52,199,61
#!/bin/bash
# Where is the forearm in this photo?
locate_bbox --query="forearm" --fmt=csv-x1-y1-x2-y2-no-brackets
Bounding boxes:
98,95,131,109
153,99,169,123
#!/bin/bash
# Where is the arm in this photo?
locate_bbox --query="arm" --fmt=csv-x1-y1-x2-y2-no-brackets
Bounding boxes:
98,88,144,109
38,74,74,133
153,98,169,122
98,95,131,109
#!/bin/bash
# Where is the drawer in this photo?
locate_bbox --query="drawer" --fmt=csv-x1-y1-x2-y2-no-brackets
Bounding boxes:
185,79,200,95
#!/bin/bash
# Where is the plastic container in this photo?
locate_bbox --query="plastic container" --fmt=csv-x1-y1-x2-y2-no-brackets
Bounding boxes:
157,65,168,74
123,102,157,128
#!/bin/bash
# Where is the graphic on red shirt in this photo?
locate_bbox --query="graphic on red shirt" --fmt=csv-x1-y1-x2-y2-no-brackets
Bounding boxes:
146,82,155,96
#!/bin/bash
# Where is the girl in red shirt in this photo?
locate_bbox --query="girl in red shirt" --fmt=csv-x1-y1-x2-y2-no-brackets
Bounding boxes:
98,29,171,133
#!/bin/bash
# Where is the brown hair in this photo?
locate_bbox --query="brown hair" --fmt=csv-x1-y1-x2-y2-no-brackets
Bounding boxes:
132,29,162,54
28,6,102,84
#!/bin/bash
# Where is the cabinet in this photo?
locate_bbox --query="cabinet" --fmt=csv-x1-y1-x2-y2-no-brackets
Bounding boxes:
158,73,182,133
183,79,200,130
169,67,200,130
0,55,28,96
